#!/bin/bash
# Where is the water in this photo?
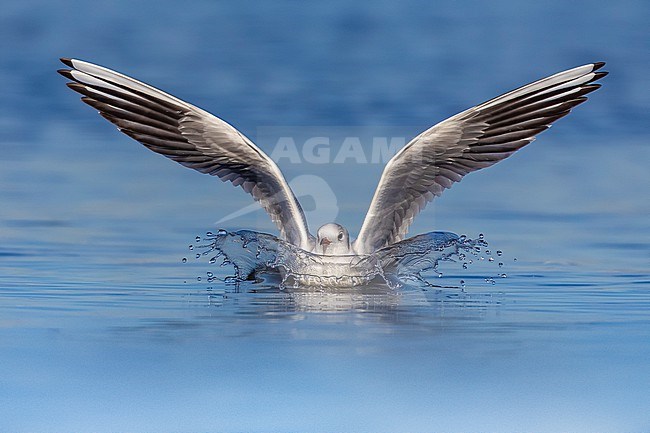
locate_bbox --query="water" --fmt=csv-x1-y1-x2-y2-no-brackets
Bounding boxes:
191,229,480,289
1,0,649,432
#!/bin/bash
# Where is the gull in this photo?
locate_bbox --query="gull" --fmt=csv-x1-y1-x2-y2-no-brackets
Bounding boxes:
59,59,606,256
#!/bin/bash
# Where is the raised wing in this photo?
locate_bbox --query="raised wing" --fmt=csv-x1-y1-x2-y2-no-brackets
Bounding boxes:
59,58,314,250
354,62,607,254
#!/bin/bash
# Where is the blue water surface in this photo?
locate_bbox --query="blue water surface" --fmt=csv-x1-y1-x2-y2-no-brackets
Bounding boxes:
1,0,649,432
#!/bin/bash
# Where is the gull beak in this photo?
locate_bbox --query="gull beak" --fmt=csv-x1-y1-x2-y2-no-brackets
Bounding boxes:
319,237,331,254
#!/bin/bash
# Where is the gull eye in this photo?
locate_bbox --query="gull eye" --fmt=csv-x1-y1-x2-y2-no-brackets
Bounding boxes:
338,232,344,241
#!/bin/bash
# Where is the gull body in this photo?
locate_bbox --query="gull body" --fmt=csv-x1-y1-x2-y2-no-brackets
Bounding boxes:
59,59,606,257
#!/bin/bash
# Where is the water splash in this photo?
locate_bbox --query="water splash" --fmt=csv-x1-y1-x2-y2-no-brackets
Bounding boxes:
190,229,499,290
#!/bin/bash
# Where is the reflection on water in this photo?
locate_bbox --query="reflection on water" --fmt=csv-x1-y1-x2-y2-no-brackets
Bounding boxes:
209,281,502,318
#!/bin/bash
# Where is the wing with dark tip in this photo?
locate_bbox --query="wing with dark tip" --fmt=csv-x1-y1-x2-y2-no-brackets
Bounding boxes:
354,62,607,255
58,58,314,250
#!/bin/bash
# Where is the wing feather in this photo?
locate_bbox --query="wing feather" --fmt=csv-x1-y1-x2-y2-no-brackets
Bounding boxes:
354,62,607,254
59,58,313,249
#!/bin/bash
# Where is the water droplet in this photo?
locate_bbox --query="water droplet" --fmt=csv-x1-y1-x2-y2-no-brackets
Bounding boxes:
498,262,503,268
195,236,201,243
209,251,222,262
460,279,465,288
513,257,518,262
188,245,194,251
488,257,494,262
478,233,484,240
181,257,187,263
207,272,214,278
206,231,214,237
462,262,468,269
500,273,507,278
496,250,503,256
195,254,201,259
217,229,227,235
197,276,202,281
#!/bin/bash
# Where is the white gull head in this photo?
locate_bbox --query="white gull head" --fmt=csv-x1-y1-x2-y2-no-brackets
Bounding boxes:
314,223,351,255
